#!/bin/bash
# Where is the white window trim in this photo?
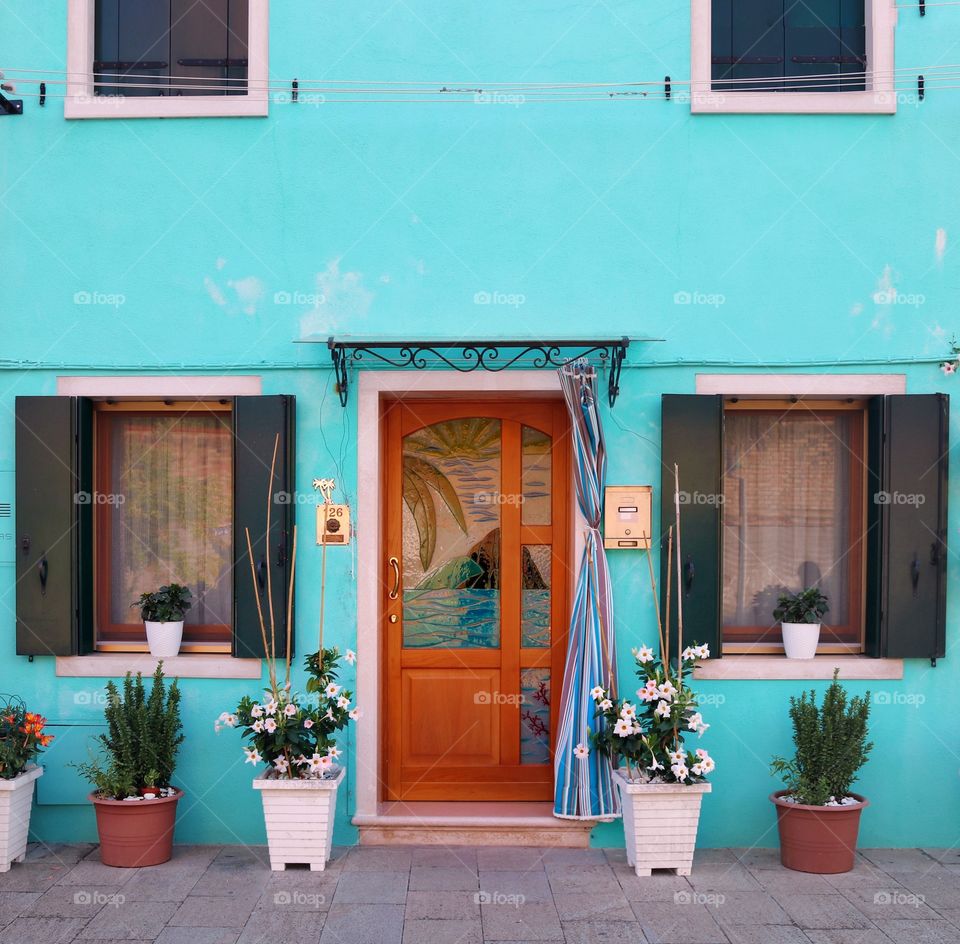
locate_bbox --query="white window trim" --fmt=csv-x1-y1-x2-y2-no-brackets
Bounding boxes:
65,0,269,119
690,0,898,115
54,374,263,677
693,372,905,678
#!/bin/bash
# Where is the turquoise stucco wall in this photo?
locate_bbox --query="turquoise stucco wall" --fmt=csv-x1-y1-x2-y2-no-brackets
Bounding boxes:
0,3,958,849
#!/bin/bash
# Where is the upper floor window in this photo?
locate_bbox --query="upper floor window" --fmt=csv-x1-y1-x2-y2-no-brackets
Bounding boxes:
66,0,269,119
712,0,866,93
93,1,249,99
690,0,897,114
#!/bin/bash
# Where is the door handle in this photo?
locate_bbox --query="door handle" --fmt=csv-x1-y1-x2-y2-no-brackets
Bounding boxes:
388,556,400,600
911,554,921,597
684,557,695,592
38,555,48,596
257,558,267,591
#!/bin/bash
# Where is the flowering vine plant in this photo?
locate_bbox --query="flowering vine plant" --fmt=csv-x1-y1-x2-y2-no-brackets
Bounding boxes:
940,341,959,376
216,646,359,779
591,643,715,785
0,697,53,779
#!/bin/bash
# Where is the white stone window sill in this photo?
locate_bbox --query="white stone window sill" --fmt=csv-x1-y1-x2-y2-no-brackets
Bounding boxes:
690,90,897,115
694,655,903,681
56,654,262,679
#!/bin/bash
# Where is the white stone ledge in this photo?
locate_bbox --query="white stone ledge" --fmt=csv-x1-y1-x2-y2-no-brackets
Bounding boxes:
56,654,262,680
694,655,904,681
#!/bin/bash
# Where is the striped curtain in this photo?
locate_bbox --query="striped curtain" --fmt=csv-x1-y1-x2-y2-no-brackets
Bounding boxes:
553,363,619,820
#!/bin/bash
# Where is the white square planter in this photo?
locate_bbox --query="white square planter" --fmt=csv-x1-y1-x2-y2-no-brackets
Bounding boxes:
613,768,711,876
252,767,344,871
0,765,43,872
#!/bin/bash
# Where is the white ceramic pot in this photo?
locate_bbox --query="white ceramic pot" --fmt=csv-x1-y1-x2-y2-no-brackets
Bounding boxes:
144,621,184,658
781,622,821,659
0,765,43,872
613,768,711,877
253,767,344,871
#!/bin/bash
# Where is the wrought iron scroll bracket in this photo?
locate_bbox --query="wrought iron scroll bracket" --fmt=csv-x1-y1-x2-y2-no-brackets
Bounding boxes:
326,336,633,409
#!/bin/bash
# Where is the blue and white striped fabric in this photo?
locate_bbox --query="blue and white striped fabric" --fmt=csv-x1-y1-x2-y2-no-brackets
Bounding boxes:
553,363,620,820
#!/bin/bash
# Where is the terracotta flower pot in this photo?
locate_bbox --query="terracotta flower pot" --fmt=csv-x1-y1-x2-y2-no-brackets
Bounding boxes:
90,789,182,867
771,790,868,874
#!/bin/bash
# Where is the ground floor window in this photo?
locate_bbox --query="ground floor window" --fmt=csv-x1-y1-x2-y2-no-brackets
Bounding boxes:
721,402,865,652
94,404,233,651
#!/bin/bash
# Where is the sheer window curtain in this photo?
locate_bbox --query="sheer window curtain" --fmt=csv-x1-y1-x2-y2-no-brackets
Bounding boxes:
109,414,232,632
722,412,854,642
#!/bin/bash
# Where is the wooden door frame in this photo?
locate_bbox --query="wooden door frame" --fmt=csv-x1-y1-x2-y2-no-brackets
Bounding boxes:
353,371,585,819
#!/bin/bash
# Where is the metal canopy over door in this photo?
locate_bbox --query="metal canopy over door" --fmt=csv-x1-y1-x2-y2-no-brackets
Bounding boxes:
382,399,570,801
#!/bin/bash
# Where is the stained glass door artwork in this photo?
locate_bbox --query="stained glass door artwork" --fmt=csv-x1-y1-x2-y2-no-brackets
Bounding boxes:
382,399,570,801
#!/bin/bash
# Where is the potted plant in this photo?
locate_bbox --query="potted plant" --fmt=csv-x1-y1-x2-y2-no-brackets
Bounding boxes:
217,437,358,872
217,646,358,872
74,664,184,867
131,584,192,658
0,699,53,872
770,669,873,874
592,468,715,877
773,587,828,659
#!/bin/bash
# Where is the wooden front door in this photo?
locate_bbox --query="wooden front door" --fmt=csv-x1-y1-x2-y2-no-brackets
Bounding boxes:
382,398,570,801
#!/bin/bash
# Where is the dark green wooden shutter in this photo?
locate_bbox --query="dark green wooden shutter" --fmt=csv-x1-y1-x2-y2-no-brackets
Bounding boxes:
731,0,785,88
660,395,723,658
15,397,93,656
865,394,949,662
233,396,296,660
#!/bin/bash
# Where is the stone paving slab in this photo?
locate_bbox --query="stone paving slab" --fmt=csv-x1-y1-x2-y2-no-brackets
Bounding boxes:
5,844,960,943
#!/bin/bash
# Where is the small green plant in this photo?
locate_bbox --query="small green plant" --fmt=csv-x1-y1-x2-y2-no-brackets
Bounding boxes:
770,669,873,806
131,584,192,623
74,664,183,798
773,587,829,625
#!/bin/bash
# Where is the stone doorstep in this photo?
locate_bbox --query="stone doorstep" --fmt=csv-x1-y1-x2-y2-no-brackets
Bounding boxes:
354,802,593,847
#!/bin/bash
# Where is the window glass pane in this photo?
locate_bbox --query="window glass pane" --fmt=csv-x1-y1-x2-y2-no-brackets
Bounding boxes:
94,0,247,97
521,425,551,525
520,668,550,764
521,545,551,648
108,413,232,628
722,412,854,639
402,418,501,649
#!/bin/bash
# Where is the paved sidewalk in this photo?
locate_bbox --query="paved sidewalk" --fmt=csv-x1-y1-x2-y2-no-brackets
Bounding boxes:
2,843,959,943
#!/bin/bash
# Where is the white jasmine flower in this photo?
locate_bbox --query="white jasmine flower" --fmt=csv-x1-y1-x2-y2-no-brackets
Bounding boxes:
573,743,589,759
691,763,703,777
695,748,710,760
336,695,350,709
273,757,290,774
636,645,655,663
599,699,613,710
671,763,689,782
613,719,633,737
345,649,357,665
324,683,340,698
699,756,715,773
694,644,710,659
348,707,363,721
657,681,677,701
263,718,277,734
681,646,696,662
942,362,957,376
243,748,262,765
252,720,264,733
263,700,278,716
303,718,314,729
283,703,298,718
687,712,704,732
638,681,659,703
668,747,685,765
619,702,637,720
647,757,664,772
590,685,605,700
250,704,264,719
654,700,671,719
327,745,341,759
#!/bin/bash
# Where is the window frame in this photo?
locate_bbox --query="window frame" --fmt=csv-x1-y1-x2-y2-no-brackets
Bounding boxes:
690,0,897,115
93,401,234,653
65,0,270,120
720,398,868,655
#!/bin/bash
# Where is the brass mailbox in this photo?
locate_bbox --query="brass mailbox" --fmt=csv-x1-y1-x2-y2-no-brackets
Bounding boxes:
603,486,652,549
